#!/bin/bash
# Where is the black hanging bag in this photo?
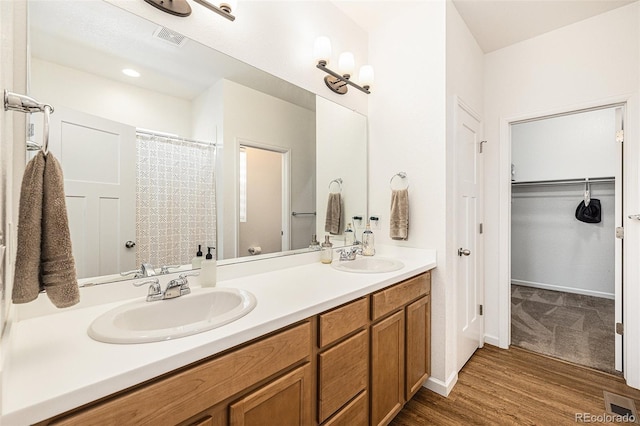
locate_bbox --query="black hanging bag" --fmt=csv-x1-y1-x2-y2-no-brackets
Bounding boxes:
575,199,601,223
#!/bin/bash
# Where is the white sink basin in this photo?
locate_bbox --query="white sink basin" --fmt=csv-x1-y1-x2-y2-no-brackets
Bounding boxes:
331,257,404,273
88,287,257,344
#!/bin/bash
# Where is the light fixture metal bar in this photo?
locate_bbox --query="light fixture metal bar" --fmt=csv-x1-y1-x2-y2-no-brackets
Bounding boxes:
193,0,236,21
317,63,370,94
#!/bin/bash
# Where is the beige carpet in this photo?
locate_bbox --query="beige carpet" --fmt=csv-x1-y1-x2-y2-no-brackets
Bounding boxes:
511,284,617,375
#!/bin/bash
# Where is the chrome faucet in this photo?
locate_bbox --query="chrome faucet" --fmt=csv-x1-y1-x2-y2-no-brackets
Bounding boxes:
133,272,198,302
121,263,157,278
337,246,362,261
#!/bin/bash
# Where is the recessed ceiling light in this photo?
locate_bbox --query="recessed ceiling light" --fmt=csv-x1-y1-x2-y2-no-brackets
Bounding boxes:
122,68,140,78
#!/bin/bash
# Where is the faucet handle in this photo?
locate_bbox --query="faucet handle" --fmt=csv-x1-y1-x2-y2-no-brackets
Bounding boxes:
133,278,162,298
179,272,200,279
160,265,181,274
120,268,143,278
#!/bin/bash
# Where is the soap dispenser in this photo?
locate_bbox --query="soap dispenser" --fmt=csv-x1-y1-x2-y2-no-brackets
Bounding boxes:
321,235,333,264
191,244,204,269
309,234,321,251
362,222,375,256
200,247,217,287
344,223,355,245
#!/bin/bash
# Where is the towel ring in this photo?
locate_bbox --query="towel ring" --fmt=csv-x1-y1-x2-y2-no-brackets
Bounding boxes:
329,178,343,194
390,172,409,190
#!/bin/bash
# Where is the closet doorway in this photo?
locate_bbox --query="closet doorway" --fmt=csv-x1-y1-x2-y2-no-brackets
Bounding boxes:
510,105,623,374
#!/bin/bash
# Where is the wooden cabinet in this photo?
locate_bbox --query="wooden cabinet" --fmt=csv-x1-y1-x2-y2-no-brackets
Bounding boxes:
229,364,312,426
371,310,405,426
40,271,432,426
370,272,431,426
406,295,431,399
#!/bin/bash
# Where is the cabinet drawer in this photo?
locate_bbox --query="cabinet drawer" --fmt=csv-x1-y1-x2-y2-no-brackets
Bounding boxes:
323,391,368,426
371,272,430,321
49,322,311,426
318,330,368,422
318,297,368,348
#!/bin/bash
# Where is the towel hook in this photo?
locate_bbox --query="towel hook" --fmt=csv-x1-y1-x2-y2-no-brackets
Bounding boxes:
390,172,409,190
329,178,343,194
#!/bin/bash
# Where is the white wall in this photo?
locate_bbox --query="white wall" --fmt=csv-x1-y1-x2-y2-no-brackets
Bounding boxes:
483,2,640,386
511,108,617,182
218,80,315,259
315,96,367,244
30,58,191,137
369,1,453,395
0,0,27,415
445,0,485,392
511,184,615,297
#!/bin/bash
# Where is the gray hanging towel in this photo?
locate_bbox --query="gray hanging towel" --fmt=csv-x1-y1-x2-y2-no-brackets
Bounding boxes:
575,199,601,223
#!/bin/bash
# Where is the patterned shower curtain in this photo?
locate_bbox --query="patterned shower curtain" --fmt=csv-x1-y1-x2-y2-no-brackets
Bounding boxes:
135,132,217,269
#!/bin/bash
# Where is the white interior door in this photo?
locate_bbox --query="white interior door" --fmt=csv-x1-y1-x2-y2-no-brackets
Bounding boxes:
614,106,624,372
48,107,136,279
455,99,484,371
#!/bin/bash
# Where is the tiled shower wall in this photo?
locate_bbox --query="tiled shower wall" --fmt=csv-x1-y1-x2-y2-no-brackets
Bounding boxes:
136,133,217,268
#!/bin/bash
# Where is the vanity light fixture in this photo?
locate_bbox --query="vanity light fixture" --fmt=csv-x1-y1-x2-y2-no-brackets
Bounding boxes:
193,0,237,21
314,36,373,95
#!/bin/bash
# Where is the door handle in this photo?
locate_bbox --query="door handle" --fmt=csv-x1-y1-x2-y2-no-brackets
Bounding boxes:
629,215,640,220
125,240,136,248
458,248,471,257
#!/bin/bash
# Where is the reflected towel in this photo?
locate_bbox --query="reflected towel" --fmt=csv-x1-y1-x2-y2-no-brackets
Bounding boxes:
12,152,79,308
390,189,409,240
324,192,341,235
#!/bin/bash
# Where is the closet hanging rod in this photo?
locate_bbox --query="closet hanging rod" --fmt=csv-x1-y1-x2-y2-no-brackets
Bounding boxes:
511,177,615,187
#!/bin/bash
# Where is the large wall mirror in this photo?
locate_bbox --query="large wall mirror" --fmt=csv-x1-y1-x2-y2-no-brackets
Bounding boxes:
27,0,367,285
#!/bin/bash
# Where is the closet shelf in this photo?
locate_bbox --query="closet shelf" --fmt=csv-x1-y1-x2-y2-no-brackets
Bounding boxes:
511,177,615,187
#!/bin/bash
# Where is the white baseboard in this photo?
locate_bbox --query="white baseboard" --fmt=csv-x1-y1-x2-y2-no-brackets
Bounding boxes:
422,371,458,397
484,334,505,348
511,279,614,300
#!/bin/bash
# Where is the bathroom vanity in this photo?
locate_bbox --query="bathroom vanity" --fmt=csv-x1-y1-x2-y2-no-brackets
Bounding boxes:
3,246,436,425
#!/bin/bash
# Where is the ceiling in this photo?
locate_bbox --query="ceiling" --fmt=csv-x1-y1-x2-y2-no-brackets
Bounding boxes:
332,0,638,53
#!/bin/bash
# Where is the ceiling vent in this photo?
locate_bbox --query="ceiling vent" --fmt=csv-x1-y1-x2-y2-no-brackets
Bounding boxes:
153,26,188,47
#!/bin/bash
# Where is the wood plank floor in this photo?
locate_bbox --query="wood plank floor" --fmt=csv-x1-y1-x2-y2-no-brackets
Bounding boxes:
391,345,640,425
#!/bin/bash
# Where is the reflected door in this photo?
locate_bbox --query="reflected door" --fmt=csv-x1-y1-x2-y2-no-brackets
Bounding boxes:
48,107,136,279
239,145,284,257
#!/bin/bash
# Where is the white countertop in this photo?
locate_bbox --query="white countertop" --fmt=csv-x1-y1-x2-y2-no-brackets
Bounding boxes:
2,245,436,425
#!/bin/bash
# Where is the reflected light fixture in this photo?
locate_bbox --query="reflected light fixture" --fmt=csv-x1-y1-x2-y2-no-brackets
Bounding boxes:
314,36,372,95
193,0,237,21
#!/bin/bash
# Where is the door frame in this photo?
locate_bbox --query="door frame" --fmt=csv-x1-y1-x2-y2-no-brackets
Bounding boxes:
453,95,485,370
497,95,637,384
236,138,291,257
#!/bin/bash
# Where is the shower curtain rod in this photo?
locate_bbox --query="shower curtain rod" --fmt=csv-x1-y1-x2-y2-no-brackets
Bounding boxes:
136,129,217,147
511,177,615,187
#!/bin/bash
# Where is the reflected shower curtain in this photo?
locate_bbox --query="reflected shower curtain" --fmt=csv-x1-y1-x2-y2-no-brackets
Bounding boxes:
136,132,217,268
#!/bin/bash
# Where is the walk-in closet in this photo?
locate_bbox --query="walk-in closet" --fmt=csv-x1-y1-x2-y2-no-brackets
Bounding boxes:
510,106,622,374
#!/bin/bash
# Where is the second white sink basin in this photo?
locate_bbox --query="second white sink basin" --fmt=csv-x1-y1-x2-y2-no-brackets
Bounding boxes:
332,257,404,273
88,287,257,344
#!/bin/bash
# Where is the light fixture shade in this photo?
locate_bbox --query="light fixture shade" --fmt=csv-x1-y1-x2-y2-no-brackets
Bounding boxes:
358,65,374,87
338,52,355,77
220,0,237,13
314,36,332,65
122,68,141,78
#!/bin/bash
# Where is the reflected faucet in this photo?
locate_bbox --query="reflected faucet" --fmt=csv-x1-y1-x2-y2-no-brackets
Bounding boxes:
120,263,157,279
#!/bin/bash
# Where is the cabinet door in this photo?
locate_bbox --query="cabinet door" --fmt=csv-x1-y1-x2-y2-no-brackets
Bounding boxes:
230,364,311,426
370,310,405,426
406,295,430,399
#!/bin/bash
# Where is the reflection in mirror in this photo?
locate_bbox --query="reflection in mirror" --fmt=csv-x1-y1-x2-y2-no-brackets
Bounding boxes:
27,0,367,285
